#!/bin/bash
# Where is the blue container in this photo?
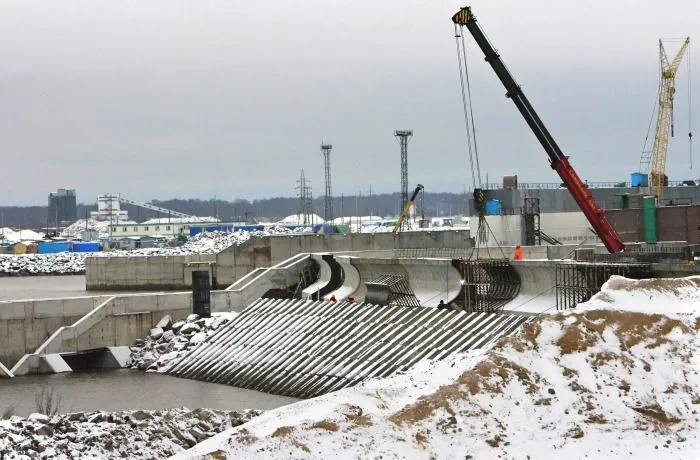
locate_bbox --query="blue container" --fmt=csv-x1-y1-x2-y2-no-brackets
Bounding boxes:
73,242,101,253
631,172,648,187
484,199,502,216
38,242,71,254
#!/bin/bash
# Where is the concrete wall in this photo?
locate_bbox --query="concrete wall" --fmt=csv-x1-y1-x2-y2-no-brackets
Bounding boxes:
88,230,472,291
0,296,110,370
267,230,473,265
2,254,312,371
86,253,216,290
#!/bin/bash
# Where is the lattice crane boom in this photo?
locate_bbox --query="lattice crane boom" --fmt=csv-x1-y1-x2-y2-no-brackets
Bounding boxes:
649,37,690,199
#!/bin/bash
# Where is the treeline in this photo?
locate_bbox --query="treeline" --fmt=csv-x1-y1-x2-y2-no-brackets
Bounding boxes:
1,192,472,229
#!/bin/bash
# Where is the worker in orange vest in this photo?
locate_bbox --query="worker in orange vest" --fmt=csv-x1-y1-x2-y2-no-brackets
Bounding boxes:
514,245,523,260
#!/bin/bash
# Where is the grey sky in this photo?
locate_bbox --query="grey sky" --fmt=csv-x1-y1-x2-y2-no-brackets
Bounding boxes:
1,0,698,205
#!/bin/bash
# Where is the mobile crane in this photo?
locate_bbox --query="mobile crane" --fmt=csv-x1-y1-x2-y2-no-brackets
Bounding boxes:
393,184,424,232
452,7,625,253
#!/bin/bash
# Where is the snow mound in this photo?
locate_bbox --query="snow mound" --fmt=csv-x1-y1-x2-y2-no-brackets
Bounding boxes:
176,276,700,459
577,275,700,317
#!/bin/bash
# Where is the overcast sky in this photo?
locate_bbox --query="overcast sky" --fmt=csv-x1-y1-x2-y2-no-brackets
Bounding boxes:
1,0,698,205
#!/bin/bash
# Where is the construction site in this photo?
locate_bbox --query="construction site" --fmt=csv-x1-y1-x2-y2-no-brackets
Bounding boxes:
1,4,699,459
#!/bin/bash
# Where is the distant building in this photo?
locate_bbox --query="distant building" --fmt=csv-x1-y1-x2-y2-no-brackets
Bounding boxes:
91,194,129,222
48,189,77,225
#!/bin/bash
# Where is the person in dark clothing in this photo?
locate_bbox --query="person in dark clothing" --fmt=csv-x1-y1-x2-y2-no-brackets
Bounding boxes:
437,300,449,311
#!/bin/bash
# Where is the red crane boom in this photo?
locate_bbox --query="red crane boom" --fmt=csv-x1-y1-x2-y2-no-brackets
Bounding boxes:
452,7,625,253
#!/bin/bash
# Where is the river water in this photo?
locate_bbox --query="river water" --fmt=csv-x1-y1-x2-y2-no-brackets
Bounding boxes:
0,275,169,301
0,370,299,417
0,276,299,417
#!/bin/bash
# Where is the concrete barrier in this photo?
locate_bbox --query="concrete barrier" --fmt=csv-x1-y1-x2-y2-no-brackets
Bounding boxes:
10,293,194,376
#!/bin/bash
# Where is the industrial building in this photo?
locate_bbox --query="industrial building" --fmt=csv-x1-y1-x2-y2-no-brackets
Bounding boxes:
47,189,77,225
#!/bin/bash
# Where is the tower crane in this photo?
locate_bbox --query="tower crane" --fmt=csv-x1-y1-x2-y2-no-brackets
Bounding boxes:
639,38,691,199
452,7,625,253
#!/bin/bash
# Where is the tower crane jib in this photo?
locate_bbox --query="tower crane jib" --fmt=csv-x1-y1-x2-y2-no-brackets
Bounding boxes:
649,37,690,199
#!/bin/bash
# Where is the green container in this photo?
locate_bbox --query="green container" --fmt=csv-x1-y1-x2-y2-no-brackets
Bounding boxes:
643,196,657,243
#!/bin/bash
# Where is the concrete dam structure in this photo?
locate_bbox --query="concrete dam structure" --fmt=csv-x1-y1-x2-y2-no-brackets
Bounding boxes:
167,297,533,398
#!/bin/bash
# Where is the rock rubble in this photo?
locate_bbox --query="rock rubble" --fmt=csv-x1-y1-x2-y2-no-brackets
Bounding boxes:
0,253,87,277
0,227,311,276
128,313,236,373
0,407,260,460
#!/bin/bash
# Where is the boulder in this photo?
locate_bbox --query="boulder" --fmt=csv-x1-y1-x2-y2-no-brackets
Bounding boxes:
189,426,208,440
179,323,201,335
87,413,105,424
27,413,50,424
161,330,175,342
171,321,185,333
186,314,200,323
130,410,153,421
67,412,86,422
149,328,164,340
189,331,207,346
155,315,173,331
34,425,54,437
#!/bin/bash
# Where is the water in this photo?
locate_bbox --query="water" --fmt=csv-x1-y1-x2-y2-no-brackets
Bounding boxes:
0,370,299,417
0,276,299,417
0,275,174,301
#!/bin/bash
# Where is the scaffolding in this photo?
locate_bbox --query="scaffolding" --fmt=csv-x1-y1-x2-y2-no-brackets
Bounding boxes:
555,262,652,310
458,259,521,313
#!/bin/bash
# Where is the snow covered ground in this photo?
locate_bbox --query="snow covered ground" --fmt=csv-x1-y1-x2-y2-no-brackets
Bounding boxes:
176,275,700,459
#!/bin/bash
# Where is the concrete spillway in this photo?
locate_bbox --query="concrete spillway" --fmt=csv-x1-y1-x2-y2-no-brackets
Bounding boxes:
167,298,532,398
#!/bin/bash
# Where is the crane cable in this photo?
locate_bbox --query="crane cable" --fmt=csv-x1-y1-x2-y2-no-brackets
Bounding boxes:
688,40,693,170
454,24,482,190
454,24,510,261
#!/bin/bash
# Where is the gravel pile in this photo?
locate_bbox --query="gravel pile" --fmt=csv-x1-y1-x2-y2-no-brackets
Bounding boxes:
0,253,87,277
99,227,312,258
0,227,313,276
0,407,259,460
128,313,236,374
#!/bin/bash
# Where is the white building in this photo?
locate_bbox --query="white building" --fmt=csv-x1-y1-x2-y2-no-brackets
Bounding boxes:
91,194,129,222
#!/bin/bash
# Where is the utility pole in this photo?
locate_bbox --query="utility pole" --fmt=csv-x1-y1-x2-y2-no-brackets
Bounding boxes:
321,143,333,222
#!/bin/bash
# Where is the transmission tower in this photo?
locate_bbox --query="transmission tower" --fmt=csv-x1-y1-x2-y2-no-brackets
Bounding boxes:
321,143,333,222
394,130,413,211
296,170,314,225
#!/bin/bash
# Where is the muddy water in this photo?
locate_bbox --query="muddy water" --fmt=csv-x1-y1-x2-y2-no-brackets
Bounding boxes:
0,370,299,417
